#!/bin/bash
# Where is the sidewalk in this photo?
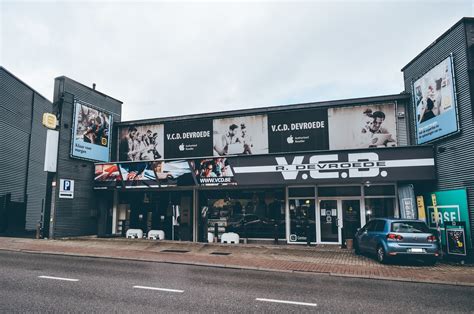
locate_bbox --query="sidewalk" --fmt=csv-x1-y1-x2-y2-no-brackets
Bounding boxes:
0,237,473,287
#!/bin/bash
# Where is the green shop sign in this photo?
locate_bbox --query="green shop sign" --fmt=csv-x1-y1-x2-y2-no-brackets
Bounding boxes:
425,189,471,249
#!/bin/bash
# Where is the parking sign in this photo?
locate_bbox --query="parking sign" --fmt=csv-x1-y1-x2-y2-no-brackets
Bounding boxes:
59,179,74,199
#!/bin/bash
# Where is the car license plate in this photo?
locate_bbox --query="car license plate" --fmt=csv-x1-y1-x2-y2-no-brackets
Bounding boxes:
409,248,424,253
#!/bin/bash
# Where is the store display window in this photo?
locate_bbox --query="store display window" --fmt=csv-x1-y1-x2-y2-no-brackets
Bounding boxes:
199,189,285,240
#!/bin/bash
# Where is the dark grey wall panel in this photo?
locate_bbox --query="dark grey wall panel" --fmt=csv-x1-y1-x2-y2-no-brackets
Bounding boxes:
0,68,33,203
52,77,121,238
402,20,474,247
1,67,52,233
25,94,52,230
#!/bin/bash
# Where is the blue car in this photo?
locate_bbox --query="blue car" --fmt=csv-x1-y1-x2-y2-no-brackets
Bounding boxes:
354,218,440,265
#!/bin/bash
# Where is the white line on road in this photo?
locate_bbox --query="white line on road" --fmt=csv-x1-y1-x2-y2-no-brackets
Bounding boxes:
38,275,79,282
256,298,317,307
133,285,184,293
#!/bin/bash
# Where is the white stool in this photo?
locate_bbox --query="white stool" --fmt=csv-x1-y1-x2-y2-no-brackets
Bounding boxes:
221,232,239,244
148,230,165,240
126,229,143,239
207,232,215,243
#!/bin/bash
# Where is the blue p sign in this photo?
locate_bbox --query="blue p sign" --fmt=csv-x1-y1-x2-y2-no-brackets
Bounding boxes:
63,180,71,191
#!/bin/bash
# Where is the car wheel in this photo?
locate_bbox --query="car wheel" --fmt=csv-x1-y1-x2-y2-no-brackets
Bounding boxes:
376,245,387,264
354,240,361,255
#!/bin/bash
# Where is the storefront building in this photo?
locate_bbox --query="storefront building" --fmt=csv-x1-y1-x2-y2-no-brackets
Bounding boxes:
94,94,436,245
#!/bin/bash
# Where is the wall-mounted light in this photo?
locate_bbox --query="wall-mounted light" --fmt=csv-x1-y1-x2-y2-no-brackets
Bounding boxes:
364,180,371,187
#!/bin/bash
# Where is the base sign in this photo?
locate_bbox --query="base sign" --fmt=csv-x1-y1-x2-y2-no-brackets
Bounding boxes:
425,189,471,250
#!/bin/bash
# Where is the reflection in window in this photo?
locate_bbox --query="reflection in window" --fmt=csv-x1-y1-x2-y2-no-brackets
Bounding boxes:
289,199,316,243
199,189,285,240
365,198,395,222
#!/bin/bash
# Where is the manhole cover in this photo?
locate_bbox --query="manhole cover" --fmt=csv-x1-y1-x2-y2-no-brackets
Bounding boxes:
160,249,190,253
210,252,231,256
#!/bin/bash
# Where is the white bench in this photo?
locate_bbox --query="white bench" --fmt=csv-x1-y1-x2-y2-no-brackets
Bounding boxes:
126,229,143,239
221,232,239,244
148,230,165,240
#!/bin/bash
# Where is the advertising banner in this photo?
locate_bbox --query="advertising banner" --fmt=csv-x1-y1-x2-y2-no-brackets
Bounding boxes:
328,103,397,150
230,146,434,186
118,124,164,161
71,99,112,162
425,189,471,249
190,158,237,186
164,119,213,158
94,163,123,188
268,108,329,153
213,114,268,156
413,56,458,144
117,160,194,188
96,146,435,189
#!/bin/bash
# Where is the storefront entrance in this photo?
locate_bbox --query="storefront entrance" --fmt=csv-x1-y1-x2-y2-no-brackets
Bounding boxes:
287,186,366,245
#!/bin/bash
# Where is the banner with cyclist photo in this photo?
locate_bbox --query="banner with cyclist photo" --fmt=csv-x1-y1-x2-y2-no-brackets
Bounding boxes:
328,103,397,150
71,99,113,162
413,55,459,144
213,114,268,156
118,123,164,161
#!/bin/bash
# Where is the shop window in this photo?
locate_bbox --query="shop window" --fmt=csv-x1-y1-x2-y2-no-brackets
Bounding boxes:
199,189,285,240
365,198,395,222
364,185,395,196
288,187,315,198
318,186,361,197
289,199,316,243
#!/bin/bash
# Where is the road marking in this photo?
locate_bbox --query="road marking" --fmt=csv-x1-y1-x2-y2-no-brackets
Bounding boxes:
256,298,317,307
133,285,184,293
38,275,79,282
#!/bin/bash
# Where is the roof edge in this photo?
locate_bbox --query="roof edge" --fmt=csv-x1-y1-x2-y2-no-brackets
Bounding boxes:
55,75,123,104
401,17,473,71
117,92,410,126
0,66,52,102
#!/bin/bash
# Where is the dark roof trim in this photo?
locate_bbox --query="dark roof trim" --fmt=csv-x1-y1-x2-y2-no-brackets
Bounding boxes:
401,17,474,71
0,66,52,102
117,92,410,126
55,75,123,104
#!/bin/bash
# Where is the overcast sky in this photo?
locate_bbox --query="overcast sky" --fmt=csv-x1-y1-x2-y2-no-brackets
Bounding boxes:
1,1,472,121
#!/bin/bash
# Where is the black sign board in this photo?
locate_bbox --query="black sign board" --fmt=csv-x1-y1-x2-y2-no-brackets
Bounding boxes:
268,109,329,153
95,146,435,188
445,221,467,256
164,119,213,159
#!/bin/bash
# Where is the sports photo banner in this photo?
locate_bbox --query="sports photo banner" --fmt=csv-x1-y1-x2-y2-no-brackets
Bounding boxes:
71,99,113,162
413,55,458,144
164,119,213,159
268,108,329,153
213,114,268,156
328,103,397,150
118,123,164,161
190,157,237,186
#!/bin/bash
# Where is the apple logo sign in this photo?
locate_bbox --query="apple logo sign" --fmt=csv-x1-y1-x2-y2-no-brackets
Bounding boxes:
178,143,185,151
286,135,294,144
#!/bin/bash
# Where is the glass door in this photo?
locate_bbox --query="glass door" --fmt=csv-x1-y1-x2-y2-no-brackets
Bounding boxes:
342,199,361,241
318,199,341,243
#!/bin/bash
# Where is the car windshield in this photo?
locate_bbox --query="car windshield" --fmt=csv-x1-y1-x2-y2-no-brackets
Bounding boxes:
391,221,430,233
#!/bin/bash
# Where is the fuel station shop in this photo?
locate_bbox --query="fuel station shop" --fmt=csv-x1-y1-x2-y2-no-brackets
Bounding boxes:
94,94,436,245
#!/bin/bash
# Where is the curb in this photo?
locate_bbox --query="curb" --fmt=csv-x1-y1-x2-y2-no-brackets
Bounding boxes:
1,247,473,287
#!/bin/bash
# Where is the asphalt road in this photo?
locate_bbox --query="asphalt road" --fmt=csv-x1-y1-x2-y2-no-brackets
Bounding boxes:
0,250,472,313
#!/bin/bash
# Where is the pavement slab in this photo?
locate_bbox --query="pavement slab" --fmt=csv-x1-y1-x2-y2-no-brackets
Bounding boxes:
0,237,472,286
